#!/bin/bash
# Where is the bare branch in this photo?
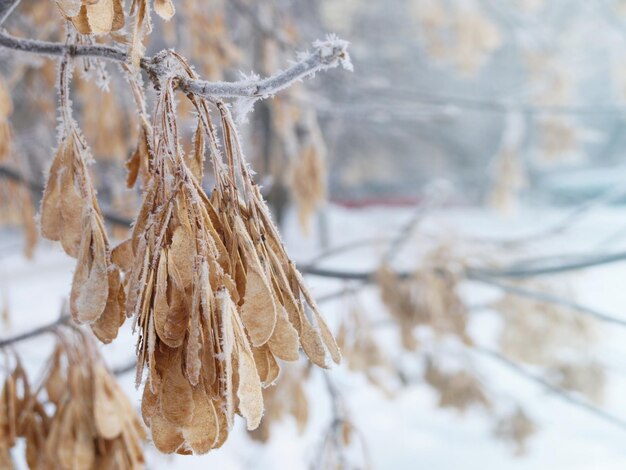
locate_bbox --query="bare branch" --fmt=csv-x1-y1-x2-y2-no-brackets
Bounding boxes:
178,36,352,99
0,30,129,62
0,30,351,100
472,274,626,328
472,251,626,279
475,346,626,433
301,266,626,329
0,0,20,26
0,315,69,349
302,248,626,283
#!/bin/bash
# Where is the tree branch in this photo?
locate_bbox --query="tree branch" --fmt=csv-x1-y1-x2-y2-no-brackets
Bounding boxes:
301,266,626,329
472,274,626,328
178,36,351,99
472,251,626,279
0,30,129,62
0,315,69,349
0,30,351,99
0,0,20,26
475,346,626,433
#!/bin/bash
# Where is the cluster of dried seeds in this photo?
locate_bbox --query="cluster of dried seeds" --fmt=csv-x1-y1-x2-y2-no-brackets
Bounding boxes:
288,113,327,234
40,58,125,343
488,147,526,214
494,290,595,366
336,308,401,398
410,0,502,75
175,0,240,80
0,330,146,469
376,249,470,351
114,56,339,453
0,361,33,468
424,359,490,412
127,0,174,67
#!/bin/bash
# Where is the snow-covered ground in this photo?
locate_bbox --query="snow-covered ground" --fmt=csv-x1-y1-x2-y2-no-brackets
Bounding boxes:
3,204,626,469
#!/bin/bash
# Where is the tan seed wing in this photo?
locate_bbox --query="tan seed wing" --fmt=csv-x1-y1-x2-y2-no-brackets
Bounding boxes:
267,305,300,361
160,360,194,427
154,0,175,20
236,346,263,430
182,387,219,454
93,364,124,439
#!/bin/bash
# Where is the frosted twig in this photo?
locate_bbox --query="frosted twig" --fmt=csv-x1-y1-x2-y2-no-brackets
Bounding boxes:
178,36,352,99
301,266,626,329
0,0,20,26
472,251,626,278
382,183,450,265
0,30,351,100
470,274,626,328
474,346,626,433
0,315,69,349
0,30,129,62
303,247,626,282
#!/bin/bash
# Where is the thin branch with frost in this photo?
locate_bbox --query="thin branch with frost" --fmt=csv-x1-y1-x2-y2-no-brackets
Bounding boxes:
0,315,69,348
471,274,626,328
301,266,626,329
178,36,352,99
474,346,626,433
382,184,450,265
0,29,351,99
0,0,19,26
0,30,129,61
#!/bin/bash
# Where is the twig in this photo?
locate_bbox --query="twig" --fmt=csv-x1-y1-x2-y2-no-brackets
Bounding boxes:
368,87,626,116
178,37,351,99
303,247,626,281
301,266,402,281
0,30,129,62
472,251,626,279
0,315,69,349
306,237,390,267
302,265,626,328
0,0,19,26
474,346,626,433
382,184,449,265
112,361,136,376
0,30,350,100
471,274,626,328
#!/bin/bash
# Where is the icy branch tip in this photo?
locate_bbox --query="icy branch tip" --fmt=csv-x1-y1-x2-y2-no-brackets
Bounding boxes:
312,34,353,72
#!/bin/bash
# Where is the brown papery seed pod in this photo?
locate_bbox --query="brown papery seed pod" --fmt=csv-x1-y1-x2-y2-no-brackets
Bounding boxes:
40,57,125,341
121,54,340,454
42,329,146,469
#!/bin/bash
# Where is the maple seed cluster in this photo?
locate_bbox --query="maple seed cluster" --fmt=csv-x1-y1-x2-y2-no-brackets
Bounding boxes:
0,330,145,469
38,52,340,455
40,58,125,344
125,57,339,453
